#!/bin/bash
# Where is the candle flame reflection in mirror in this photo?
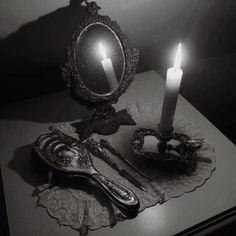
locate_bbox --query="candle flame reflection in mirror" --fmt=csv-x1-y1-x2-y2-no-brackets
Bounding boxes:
99,42,107,60
98,42,118,91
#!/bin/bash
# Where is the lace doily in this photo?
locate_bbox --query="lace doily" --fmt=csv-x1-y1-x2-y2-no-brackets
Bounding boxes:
34,102,215,235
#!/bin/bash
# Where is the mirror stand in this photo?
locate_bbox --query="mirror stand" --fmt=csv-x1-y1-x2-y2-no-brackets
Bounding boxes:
62,1,139,140
72,103,136,141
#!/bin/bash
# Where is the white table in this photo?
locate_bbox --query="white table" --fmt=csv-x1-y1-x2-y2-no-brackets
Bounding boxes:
0,71,236,235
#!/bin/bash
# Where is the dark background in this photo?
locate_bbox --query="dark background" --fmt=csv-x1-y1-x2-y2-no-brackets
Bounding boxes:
0,0,236,144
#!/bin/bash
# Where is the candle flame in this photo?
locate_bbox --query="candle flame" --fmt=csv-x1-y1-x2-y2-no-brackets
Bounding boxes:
99,42,107,60
174,43,182,69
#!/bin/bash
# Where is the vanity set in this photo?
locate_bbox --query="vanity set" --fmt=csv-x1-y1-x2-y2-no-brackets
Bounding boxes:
27,1,215,233
2,1,236,236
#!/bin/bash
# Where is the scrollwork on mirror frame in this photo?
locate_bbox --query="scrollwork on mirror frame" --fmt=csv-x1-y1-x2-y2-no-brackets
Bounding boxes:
61,1,139,107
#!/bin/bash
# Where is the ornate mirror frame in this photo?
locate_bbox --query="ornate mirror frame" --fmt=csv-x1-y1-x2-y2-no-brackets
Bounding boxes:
62,1,139,106
61,1,139,140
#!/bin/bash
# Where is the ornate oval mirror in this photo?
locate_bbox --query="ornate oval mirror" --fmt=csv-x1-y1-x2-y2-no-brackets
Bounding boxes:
62,1,139,140
76,22,125,95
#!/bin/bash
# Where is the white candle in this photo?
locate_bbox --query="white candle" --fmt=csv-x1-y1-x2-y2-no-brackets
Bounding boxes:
159,43,183,137
99,43,118,91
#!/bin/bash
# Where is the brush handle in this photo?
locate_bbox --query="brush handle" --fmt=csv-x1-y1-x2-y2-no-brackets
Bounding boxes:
91,172,139,211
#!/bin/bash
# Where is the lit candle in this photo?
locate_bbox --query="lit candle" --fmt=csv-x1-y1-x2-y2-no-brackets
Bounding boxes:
99,43,118,90
159,43,183,137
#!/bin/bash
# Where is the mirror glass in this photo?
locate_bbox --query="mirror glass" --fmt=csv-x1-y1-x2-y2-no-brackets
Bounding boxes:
75,22,125,95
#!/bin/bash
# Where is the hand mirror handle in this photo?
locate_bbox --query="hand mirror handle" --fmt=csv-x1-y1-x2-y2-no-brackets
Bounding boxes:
90,172,139,210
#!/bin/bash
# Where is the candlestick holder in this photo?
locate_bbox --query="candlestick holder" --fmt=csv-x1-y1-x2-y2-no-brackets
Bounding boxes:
131,124,203,171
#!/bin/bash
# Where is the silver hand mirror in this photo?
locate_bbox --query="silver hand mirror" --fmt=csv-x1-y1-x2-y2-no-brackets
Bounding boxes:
33,130,140,211
62,1,139,140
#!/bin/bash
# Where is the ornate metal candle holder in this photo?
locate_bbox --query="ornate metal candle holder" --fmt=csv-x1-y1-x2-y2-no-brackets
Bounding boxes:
131,124,203,171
